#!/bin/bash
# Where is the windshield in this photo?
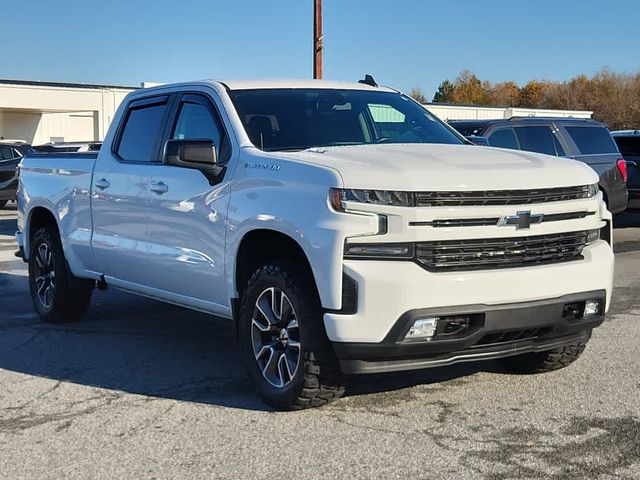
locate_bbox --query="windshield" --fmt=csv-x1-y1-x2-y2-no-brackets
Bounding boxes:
229,88,464,151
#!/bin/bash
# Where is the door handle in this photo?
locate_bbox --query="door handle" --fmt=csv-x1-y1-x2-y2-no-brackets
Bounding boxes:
95,178,110,190
150,181,169,195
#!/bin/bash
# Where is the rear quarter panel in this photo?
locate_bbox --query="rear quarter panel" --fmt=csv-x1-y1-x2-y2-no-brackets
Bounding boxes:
18,153,97,276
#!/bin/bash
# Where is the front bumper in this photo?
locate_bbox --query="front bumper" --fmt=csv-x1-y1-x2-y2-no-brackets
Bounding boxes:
324,240,614,344
334,291,604,374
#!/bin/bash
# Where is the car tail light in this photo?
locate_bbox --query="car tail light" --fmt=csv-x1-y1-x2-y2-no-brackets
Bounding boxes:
617,159,628,183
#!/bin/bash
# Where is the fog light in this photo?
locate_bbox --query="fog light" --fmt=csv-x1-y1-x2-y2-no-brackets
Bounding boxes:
584,300,600,316
405,317,438,339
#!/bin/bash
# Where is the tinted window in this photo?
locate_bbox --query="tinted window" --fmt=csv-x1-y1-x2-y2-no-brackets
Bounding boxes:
117,101,167,162
0,146,13,160
565,126,618,155
229,89,463,151
514,126,557,156
449,122,486,137
488,128,519,150
614,136,640,157
172,101,228,161
0,146,20,160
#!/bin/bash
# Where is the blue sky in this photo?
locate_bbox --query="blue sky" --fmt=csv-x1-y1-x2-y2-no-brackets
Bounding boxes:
5,0,639,99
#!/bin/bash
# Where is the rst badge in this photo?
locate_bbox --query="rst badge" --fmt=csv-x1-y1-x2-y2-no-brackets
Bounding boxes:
497,211,544,229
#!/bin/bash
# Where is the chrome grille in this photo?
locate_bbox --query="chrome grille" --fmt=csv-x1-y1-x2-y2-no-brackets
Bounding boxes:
413,211,596,228
415,185,593,207
416,231,589,271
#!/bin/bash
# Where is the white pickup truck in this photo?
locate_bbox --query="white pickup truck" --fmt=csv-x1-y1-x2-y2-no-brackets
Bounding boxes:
16,79,614,409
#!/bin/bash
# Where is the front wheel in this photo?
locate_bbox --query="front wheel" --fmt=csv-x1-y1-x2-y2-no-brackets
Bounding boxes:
28,226,94,323
498,341,587,374
238,261,346,410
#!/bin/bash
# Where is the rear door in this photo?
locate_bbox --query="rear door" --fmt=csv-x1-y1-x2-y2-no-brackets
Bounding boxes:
142,92,234,312
91,95,171,286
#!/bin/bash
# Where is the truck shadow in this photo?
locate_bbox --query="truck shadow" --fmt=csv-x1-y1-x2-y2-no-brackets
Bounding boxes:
0,271,493,412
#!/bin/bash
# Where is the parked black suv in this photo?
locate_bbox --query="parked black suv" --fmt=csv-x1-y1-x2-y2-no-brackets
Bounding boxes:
0,142,31,209
449,118,628,214
611,130,640,210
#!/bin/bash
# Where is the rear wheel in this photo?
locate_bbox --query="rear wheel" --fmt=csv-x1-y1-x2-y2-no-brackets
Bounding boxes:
239,261,346,410
498,341,587,374
28,225,94,323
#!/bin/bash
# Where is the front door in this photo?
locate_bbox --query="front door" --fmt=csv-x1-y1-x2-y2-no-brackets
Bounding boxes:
143,93,233,313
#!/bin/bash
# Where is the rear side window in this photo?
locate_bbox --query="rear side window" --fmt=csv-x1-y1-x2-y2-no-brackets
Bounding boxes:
614,136,640,157
488,128,519,150
117,100,168,162
514,126,558,156
565,126,618,155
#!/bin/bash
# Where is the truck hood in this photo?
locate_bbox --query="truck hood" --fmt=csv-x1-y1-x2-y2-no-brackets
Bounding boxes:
279,144,599,191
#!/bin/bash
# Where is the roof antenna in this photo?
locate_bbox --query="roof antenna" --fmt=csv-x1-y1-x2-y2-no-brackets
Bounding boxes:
358,74,378,88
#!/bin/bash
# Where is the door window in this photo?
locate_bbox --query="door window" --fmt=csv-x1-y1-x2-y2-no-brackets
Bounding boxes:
117,100,168,162
488,128,519,150
0,146,14,160
514,126,558,156
172,99,229,162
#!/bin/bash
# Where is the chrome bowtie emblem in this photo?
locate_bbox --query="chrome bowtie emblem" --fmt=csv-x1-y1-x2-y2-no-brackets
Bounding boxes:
497,211,544,229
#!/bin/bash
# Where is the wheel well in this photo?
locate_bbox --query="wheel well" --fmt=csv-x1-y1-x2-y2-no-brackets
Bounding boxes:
235,229,315,298
28,207,58,245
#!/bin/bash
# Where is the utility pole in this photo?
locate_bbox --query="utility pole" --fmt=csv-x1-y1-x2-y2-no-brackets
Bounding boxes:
313,0,323,79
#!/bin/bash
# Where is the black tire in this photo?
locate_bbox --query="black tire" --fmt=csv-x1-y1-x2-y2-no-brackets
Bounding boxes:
28,225,94,323
498,341,587,374
238,261,346,410
0,200,7,209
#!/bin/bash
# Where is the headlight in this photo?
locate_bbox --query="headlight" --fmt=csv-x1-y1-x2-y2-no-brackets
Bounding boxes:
586,229,600,244
330,188,414,211
586,183,599,198
344,242,415,259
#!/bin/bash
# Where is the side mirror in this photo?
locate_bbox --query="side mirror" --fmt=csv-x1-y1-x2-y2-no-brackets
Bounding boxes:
163,139,224,184
466,135,489,146
164,139,218,168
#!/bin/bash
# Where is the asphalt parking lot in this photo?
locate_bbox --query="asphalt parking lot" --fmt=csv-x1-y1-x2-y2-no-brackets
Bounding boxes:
1,202,639,480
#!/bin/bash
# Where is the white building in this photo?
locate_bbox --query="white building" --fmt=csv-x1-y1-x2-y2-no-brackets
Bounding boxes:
0,79,135,144
0,79,592,145
424,103,592,122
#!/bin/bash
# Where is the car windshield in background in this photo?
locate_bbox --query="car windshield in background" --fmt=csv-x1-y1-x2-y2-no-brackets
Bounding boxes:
565,126,618,155
229,89,464,151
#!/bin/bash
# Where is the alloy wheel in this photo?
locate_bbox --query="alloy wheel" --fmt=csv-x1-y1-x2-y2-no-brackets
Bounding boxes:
34,242,56,309
251,287,301,388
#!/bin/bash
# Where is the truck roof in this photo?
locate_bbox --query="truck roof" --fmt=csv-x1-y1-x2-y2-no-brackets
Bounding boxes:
138,79,397,94
219,79,395,92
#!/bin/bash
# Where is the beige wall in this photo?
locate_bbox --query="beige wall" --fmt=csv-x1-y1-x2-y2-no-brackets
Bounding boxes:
0,82,134,144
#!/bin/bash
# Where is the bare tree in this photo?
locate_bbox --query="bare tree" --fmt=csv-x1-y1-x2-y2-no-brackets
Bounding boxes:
408,87,428,104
